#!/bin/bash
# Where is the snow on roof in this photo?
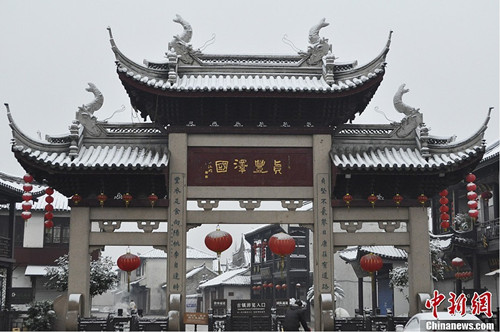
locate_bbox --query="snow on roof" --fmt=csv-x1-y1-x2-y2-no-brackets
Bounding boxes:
12,145,169,171
482,140,499,162
339,246,408,262
139,246,215,259
331,146,484,171
186,264,213,279
198,267,250,289
0,172,46,198
25,265,56,276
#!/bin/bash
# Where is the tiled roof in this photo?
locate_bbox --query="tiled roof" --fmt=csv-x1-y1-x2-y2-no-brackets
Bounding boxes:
118,69,384,93
2,190,71,212
339,246,408,262
482,140,499,163
12,145,169,171
198,267,250,289
331,146,483,172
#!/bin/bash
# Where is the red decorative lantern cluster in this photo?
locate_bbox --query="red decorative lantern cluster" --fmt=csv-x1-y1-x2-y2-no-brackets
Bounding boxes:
122,193,133,207
269,232,296,277
393,193,403,207
439,189,450,231
71,194,82,205
367,193,378,208
44,187,54,229
360,253,383,273
417,194,428,208
205,226,233,274
343,193,353,208
97,192,107,207
148,193,158,207
117,251,141,292
455,271,473,281
21,173,33,221
466,173,479,221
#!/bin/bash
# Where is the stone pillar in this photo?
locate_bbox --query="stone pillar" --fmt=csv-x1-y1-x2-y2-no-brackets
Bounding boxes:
66,207,91,328
166,133,188,331
408,207,432,315
312,135,335,331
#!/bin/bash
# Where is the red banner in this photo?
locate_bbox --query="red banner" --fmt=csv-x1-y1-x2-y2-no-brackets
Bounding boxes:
187,147,312,186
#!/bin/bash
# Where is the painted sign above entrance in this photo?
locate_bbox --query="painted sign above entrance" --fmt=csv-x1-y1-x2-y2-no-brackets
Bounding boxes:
187,147,313,187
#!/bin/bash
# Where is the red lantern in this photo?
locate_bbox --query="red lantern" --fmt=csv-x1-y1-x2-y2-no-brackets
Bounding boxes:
343,193,353,207
282,284,287,289
148,193,158,207
392,194,403,206
23,184,33,192
117,252,141,292
21,211,31,220
44,220,54,229
44,212,54,220
256,285,262,291
439,197,449,205
466,183,477,192
269,232,296,277
97,193,107,207
465,173,476,183
45,204,54,212
22,201,32,211
45,187,54,195
22,192,32,201
440,213,450,221
71,194,82,205
205,226,233,274
275,284,282,290
417,194,428,207
468,200,478,209
360,253,383,273
439,189,449,197
122,193,133,207
23,174,33,183
481,191,493,201
467,191,478,200
45,196,54,204
367,194,378,208
440,220,450,230
451,257,464,268
468,209,479,219
268,283,273,288
439,205,449,213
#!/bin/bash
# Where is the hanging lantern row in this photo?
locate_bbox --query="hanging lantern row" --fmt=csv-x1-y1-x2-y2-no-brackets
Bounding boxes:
44,187,54,229
21,173,33,221
465,173,479,221
439,189,450,231
455,271,473,281
117,251,141,292
342,193,431,208
72,192,161,207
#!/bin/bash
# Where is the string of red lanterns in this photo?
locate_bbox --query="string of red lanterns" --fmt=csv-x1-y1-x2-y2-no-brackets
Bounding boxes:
455,271,473,281
21,174,33,221
466,173,479,221
439,189,450,231
44,187,54,229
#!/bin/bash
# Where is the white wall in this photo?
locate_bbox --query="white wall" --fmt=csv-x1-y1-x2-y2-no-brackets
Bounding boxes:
23,212,44,248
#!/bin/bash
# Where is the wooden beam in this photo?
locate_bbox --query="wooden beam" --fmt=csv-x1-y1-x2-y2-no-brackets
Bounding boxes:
89,207,168,221
90,232,168,246
187,210,314,224
333,232,410,247
333,207,409,221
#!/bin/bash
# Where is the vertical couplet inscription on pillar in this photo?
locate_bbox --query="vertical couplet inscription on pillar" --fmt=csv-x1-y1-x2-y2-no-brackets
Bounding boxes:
317,173,333,292
168,173,185,293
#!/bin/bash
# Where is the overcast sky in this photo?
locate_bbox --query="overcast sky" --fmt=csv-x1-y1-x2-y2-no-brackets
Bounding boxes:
0,1,498,260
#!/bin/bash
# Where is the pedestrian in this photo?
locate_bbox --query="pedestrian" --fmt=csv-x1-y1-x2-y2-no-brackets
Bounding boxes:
129,300,137,315
282,299,311,331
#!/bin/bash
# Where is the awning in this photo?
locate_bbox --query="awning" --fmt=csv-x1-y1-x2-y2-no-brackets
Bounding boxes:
485,269,499,276
25,265,56,276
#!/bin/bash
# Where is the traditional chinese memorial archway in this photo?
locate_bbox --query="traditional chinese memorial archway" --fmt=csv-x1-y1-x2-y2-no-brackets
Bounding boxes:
5,17,492,331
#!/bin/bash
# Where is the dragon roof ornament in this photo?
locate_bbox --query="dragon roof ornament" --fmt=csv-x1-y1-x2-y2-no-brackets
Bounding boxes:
168,15,201,64
299,18,333,65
